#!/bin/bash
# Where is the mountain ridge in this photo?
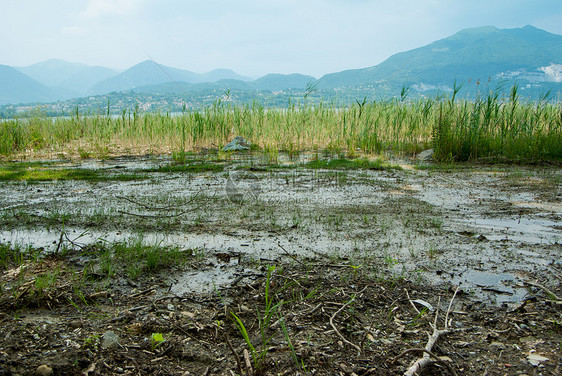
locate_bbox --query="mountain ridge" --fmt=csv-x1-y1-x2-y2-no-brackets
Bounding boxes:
2,25,561,106
0,64,54,104
317,25,562,89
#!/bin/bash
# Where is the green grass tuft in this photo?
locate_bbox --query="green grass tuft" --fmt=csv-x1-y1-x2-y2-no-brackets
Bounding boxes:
302,158,397,170
147,162,224,173
0,163,147,182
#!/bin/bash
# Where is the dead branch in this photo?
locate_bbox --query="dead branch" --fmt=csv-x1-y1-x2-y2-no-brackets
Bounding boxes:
116,190,202,211
55,232,65,255
63,232,89,250
225,334,243,376
117,188,213,218
396,287,459,376
392,347,457,376
359,316,378,356
405,288,421,315
277,242,305,266
444,286,460,328
243,349,253,376
117,209,191,218
523,280,561,301
403,328,450,376
329,297,362,355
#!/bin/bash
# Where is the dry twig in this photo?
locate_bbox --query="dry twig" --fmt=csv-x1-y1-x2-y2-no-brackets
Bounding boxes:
225,334,243,376
397,286,459,376
116,190,201,211
392,348,457,376
243,349,253,376
523,280,561,301
329,297,362,355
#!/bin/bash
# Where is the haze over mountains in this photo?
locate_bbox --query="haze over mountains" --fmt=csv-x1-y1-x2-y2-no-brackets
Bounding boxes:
1,25,561,106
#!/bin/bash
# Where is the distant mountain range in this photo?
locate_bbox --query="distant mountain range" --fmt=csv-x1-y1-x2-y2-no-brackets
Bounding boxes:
16,59,117,96
317,25,562,90
89,60,255,94
1,25,561,106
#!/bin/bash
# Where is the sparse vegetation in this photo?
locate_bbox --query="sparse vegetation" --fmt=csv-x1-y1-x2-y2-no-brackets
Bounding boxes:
0,162,146,182
99,236,191,280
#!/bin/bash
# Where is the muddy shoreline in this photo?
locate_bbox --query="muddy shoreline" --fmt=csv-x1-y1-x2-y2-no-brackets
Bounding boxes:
0,154,560,375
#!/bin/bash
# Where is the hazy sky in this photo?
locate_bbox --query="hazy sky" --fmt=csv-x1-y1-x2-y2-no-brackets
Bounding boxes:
2,0,561,78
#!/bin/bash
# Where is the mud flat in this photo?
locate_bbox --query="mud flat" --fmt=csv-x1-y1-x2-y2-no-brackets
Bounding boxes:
0,155,560,375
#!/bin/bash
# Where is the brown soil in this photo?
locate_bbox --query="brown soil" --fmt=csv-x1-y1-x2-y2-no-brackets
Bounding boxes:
0,250,560,376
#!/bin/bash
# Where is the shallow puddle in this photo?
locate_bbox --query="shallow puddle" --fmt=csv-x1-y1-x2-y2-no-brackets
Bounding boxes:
453,215,562,243
1,156,560,306
443,269,528,304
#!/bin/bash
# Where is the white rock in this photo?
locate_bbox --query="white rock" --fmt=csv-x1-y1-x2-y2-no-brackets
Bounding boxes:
527,352,549,366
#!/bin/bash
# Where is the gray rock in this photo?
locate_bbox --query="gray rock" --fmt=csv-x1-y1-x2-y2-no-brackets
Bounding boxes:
101,330,120,349
36,365,53,376
223,136,250,151
527,352,549,366
417,148,434,162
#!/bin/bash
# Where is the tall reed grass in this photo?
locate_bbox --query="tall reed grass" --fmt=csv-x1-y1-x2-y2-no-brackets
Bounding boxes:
1,86,560,162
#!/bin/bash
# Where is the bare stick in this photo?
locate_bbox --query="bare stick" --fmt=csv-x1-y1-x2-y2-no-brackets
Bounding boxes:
225,334,243,376
117,209,190,218
118,196,211,218
243,349,253,376
444,286,459,329
329,297,362,355
392,347,457,376
359,317,377,356
63,232,88,250
116,190,202,211
432,296,441,330
399,289,459,376
405,289,420,315
55,232,65,255
403,328,450,376
523,280,561,301
277,242,305,266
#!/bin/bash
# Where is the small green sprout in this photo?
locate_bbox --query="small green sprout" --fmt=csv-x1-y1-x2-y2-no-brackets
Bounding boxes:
150,333,165,351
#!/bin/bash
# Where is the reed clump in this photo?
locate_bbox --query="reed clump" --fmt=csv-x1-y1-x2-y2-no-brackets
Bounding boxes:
1,86,560,162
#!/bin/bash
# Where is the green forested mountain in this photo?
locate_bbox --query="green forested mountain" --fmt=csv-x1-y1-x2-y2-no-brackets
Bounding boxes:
318,25,562,90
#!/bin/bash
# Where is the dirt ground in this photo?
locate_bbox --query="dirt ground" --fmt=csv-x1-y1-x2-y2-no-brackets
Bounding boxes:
0,154,560,375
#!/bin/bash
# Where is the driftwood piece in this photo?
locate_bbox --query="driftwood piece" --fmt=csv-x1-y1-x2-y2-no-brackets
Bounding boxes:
403,329,454,376
392,346,457,376
395,286,459,376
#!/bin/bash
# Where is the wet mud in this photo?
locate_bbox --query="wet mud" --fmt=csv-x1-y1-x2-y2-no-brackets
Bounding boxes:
0,155,560,375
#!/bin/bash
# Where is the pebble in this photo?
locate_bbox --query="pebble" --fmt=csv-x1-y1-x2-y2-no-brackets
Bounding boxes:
180,311,195,319
69,320,83,329
490,341,505,350
101,330,120,349
527,352,549,366
36,365,53,376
